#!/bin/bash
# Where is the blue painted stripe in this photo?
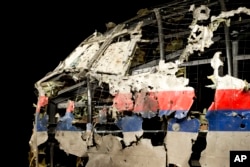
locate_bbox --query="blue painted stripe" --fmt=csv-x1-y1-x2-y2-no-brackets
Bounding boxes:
167,118,200,132
206,110,250,131
56,112,81,131
115,114,143,132
36,113,48,132
159,110,189,119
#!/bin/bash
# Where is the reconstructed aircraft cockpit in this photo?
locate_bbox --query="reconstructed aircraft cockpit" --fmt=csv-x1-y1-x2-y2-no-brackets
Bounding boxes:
29,0,250,166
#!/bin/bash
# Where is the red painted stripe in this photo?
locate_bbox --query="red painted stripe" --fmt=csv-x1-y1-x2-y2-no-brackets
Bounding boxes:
208,89,250,110
156,90,195,110
113,90,195,112
113,93,134,111
133,92,159,112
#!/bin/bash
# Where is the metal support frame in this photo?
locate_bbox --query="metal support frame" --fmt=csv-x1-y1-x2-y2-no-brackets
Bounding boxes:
219,0,233,76
87,76,92,124
232,40,239,77
154,8,165,61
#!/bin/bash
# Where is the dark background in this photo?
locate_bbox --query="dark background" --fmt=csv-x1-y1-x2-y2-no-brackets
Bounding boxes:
11,1,168,166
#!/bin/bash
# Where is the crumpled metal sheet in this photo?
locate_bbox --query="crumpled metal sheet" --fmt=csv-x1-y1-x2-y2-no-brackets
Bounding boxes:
55,131,88,157
86,135,166,167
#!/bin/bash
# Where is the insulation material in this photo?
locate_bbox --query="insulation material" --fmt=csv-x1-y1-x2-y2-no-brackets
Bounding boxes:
40,81,65,97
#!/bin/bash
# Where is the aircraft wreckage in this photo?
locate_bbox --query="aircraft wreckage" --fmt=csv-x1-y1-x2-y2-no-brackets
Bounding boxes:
29,0,250,166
